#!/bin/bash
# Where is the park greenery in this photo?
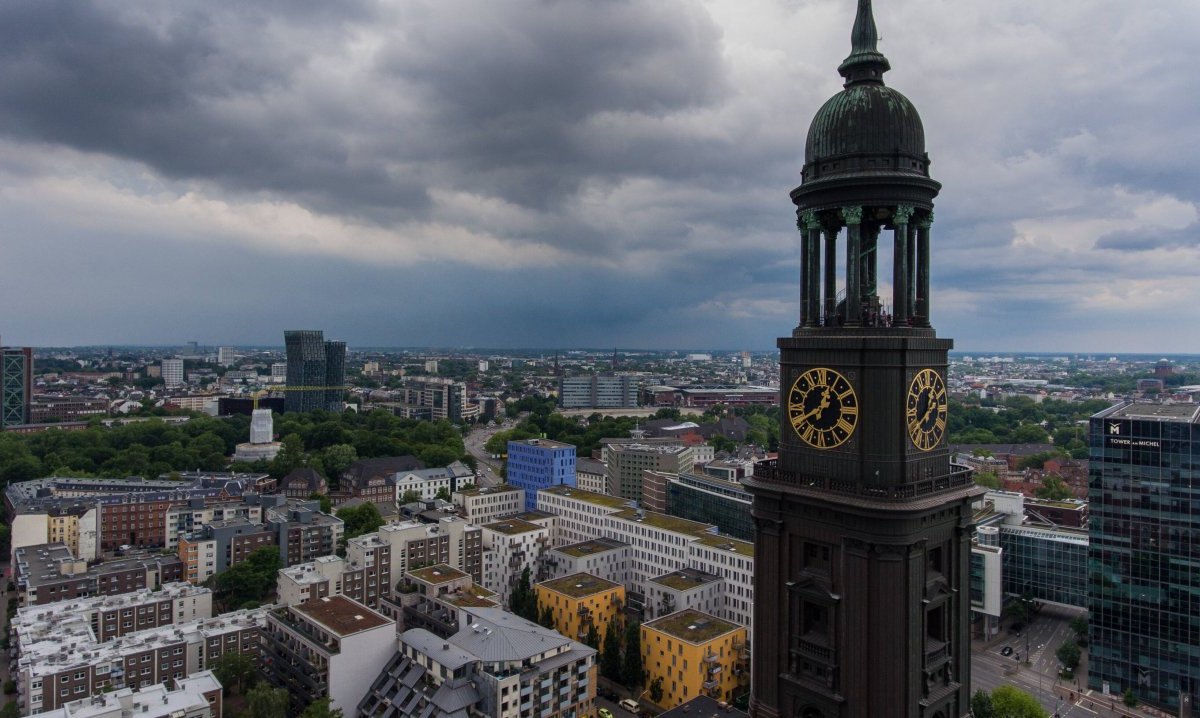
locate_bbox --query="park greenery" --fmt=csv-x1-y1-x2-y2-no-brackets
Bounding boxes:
948,396,1112,457
0,408,469,493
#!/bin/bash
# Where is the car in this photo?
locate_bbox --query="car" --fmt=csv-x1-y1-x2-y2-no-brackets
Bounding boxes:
599,710,614,718
1001,646,1013,656
619,699,640,713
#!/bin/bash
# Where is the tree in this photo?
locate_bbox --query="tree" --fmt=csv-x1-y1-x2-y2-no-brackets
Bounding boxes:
601,620,623,682
336,503,384,539
310,492,333,514
990,685,1047,718
1010,423,1050,444
584,622,600,650
970,689,995,718
974,470,1001,490
539,603,556,629
435,487,452,501
622,620,643,688
509,567,538,622
209,546,280,609
1123,688,1138,707
300,697,345,718
243,684,290,718
269,433,306,478
400,489,422,504
649,677,664,704
1055,640,1080,672
211,651,257,695
1035,475,1072,501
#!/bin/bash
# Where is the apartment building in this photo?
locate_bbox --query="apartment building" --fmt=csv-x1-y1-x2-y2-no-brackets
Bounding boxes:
603,443,694,502
645,568,724,623
37,671,223,718
177,519,275,584
480,518,551,605
164,498,265,551
15,543,184,608
453,484,525,525
641,609,748,707
377,516,484,584
544,538,631,587
12,583,211,647
15,607,266,715
388,606,596,718
537,486,754,633
506,439,577,511
262,595,396,715
264,501,344,567
535,573,625,645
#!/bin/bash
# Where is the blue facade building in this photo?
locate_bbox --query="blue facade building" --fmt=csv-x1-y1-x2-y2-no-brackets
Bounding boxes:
1089,402,1200,712
506,439,576,510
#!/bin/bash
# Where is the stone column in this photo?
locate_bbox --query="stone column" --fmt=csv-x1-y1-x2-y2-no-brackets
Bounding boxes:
861,223,880,299
823,224,839,326
805,212,823,327
904,225,915,320
892,205,913,326
841,206,863,326
798,211,811,327
917,212,933,327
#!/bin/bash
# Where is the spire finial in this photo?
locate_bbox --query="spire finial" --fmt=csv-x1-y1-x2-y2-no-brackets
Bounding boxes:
838,0,890,86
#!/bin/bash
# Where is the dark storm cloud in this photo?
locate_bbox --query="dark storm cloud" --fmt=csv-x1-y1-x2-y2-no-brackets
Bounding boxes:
0,0,735,225
1095,225,1200,252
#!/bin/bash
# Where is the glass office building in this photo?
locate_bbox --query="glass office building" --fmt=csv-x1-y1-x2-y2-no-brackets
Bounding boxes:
1089,402,1200,712
1000,524,1088,608
666,472,753,541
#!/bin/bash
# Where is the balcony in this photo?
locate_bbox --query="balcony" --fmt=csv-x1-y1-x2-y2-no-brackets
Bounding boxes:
703,651,719,664
793,635,834,664
924,639,948,668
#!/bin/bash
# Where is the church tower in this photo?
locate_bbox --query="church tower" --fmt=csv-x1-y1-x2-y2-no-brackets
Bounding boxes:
744,2,980,717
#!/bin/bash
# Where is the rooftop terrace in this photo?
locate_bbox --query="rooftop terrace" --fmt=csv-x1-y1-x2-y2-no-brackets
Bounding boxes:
538,573,620,598
644,609,740,643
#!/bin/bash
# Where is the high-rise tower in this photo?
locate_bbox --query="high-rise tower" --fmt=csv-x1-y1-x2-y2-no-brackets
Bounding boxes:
1,338,33,428
284,330,346,413
744,3,979,717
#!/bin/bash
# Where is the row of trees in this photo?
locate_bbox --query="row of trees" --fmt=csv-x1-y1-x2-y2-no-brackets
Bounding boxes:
949,396,1112,456
210,652,344,717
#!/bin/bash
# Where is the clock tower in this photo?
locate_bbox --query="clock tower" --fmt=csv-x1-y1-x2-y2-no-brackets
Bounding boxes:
744,2,981,717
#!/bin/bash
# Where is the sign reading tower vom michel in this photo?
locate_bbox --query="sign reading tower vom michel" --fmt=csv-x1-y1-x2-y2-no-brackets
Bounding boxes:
744,2,981,717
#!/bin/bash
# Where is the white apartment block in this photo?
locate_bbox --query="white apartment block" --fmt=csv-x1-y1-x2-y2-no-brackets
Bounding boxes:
37,671,223,718
644,567,725,622
395,469,455,502
217,347,236,367
536,486,754,633
453,484,525,525
480,518,550,606
16,606,267,715
162,359,184,388
377,516,484,583
544,538,632,587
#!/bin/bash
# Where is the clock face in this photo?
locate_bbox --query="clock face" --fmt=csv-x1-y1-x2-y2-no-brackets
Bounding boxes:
787,367,859,449
907,369,948,451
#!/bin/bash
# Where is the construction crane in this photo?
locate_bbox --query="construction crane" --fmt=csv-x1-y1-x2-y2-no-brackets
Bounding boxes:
251,385,347,410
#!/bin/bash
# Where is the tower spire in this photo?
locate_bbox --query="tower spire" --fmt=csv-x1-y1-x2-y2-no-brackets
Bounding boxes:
838,0,890,85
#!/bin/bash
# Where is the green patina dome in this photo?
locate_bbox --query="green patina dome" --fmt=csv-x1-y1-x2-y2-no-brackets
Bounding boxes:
798,0,933,186
805,84,925,169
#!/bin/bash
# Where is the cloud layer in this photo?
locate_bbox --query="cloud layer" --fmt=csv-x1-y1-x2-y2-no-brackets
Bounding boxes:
1,0,1197,351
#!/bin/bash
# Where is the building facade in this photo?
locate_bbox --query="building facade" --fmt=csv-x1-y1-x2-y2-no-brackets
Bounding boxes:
283,329,346,413
604,443,693,503
559,374,639,409
507,439,577,510
1088,402,1199,711
642,609,748,708
535,573,625,645
161,358,184,388
2,343,33,426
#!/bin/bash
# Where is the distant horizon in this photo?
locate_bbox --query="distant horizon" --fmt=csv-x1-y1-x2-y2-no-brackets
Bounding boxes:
16,343,1200,361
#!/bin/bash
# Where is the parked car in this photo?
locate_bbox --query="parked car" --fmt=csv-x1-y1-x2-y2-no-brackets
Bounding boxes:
1001,646,1014,656
599,709,614,718
619,699,640,713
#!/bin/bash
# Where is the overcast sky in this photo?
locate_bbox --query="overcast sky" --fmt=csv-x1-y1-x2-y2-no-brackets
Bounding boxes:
1,0,1197,352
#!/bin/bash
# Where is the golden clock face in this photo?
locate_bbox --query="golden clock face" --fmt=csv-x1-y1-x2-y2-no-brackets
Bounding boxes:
907,369,948,451
787,367,858,449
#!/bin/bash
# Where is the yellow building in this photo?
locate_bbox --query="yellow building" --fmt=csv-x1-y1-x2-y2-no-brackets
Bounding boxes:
642,609,747,708
47,514,80,555
535,572,624,644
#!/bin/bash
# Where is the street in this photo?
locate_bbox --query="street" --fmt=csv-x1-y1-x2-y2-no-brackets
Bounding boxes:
463,423,503,487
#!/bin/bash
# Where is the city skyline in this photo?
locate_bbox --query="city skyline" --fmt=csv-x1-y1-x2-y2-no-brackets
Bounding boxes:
1,0,1197,352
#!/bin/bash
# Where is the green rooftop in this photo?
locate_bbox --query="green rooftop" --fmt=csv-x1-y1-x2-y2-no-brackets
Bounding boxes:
456,484,520,497
645,609,740,643
652,569,720,591
483,517,545,535
445,585,499,608
409,564,467,584
557,538,626,557
613,508,712,535
542,485,632,509
538,573,621,598
695,534,755,557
